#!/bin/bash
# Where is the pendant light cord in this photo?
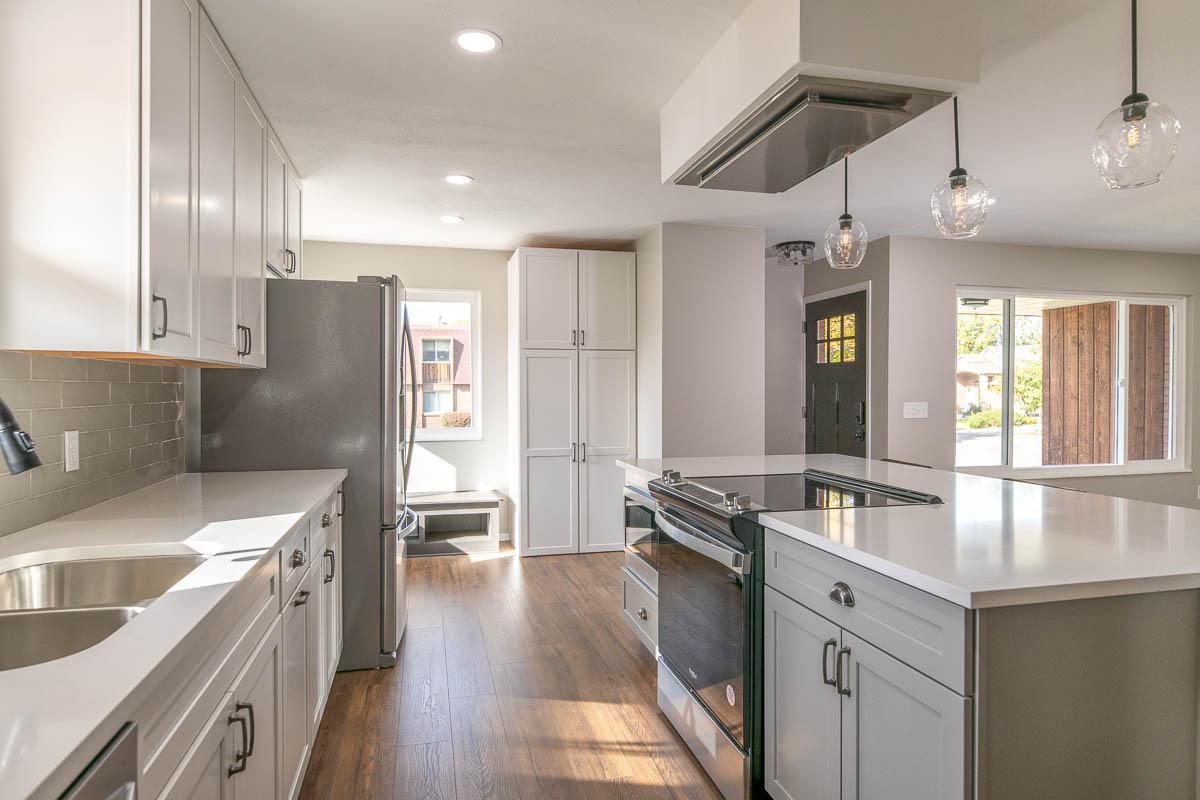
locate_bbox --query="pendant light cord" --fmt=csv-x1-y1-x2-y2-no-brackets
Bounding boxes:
1131,0,1138,95
843,157,849,215
953,96,961,170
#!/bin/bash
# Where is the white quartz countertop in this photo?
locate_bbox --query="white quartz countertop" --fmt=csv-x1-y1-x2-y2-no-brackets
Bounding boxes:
0,469,346,800
618,455,1200,609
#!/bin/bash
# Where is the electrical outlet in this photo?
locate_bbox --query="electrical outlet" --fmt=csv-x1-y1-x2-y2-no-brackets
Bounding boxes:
903,402,929,420
65,430,80,472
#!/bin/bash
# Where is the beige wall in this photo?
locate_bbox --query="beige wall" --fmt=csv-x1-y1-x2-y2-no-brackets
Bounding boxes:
886,236,1200,507
637,223,767,458
764,256,805,454
303,241,512,530
0,353,185,537
803,238,892,459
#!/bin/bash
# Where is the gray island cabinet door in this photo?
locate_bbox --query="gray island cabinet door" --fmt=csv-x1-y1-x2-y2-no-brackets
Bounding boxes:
764,586,841,800
841,630,970,800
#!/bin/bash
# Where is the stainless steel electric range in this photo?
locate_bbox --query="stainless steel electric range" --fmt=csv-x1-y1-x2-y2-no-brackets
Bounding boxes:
647,468,943,800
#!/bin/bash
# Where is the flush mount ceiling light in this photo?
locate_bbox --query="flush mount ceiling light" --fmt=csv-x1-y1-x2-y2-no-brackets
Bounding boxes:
772,240,816,266
1092,0,1182,189
444,174,475,185
931,97,994,239
823,158,867,270
454,29,502,54
440,215,464,224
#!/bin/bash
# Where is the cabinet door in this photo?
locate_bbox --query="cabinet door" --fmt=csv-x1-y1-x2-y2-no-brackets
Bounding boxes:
579,251,636,350
841,631,970,800
285,169,303,278
196,11,239,364
322,521,342,682
764,587,842,800
579,351,635,552
519,350,578,555
517,249,578,349
235,85,267,367
145,0,199,357
158,693,236,800
308,531,327,734
265,132,287,278
281,573,311,800
230,617,282,800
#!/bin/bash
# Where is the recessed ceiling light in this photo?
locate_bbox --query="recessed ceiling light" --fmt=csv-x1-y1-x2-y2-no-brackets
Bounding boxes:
454,29,502,54
444,174,475,185
440,214,464,224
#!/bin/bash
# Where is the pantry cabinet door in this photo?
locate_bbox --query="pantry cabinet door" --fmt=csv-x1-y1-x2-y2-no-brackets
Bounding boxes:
578,350,635,552
145,0,199,357
517,249,578,349
520,350,579,555
841,631,970,800
235,86,267,367
579,251,636,350
196,11,239,364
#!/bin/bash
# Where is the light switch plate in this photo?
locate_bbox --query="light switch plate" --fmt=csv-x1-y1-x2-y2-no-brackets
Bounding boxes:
65,430,80,472
903,402,929,420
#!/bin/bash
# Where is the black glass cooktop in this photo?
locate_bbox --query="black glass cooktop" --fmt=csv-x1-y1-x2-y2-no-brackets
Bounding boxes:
684,470,941,511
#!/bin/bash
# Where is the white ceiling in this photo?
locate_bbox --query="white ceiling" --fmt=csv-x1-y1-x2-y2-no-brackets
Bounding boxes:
205,0,1200,254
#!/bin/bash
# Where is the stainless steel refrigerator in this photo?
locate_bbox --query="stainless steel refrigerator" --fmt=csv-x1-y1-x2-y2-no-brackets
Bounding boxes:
200,276,417,670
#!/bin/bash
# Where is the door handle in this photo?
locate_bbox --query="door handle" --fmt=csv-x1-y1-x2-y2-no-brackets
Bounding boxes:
284,248,297,274
227,712,249,775
151,295,168,339
246,324,252,357
835,646,852,696
821,638,837,687
856,400,866,425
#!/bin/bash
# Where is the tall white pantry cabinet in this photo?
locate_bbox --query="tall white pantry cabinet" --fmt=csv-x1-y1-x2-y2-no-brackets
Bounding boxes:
0,0,304,367
508,248,637,556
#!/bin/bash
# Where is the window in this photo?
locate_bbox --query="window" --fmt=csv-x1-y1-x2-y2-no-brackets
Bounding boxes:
422,339,451,363
815,312,857,364
407,289,482,441
955,289,1185,476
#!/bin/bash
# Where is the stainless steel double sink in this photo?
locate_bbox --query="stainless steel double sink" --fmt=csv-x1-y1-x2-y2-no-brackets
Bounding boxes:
0,554,207,671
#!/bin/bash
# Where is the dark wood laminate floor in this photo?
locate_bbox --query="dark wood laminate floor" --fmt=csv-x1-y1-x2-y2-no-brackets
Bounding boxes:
299,549,722,800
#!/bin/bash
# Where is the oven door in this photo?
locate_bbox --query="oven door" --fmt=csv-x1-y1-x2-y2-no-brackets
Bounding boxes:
624,486,658,569
656,507,750,749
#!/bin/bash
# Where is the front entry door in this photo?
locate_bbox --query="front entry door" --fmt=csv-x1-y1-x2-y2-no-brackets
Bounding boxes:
805,291,867,456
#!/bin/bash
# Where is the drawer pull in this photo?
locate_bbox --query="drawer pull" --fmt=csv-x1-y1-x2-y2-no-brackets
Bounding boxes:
637,607,648,621
322,512,332,528
290,548,306,568
828,582,855,608
821,638,837,687
293,590,311,607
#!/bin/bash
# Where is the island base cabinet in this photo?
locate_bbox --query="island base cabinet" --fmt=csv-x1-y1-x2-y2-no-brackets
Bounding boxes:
764,587,969,800
841,631,969,800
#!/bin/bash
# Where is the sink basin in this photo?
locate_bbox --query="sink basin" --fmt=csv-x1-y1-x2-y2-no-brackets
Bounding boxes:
0,606,143,671
0,554,207,613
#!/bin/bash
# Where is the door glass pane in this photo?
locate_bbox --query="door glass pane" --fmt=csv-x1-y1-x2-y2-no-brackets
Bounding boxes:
829,341,842,363
843,338,856,363
816,342,827,364
842,313,856,337
828,316,842,339
1127,303,1173,461
1012,296,1116,467
955,298,1006,467
816,318,828,341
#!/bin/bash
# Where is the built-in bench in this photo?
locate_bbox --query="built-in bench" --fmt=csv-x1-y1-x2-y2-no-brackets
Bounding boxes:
407,490,504,556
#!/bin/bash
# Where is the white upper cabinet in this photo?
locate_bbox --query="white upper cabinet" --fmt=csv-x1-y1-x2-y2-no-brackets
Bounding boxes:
0,0,299,366
514,249,579,349
145,0,200,358
196,11,240,364
579,251,636,350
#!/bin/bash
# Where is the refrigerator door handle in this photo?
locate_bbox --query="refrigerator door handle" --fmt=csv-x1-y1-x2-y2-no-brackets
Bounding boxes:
403,316,417,488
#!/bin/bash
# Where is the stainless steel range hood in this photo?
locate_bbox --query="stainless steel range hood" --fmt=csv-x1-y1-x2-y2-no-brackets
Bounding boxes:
672,75,950,194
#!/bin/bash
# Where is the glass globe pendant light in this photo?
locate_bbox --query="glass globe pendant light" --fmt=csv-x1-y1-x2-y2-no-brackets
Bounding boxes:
930,97,993,239
823,157,868,269
1092,0,1182,189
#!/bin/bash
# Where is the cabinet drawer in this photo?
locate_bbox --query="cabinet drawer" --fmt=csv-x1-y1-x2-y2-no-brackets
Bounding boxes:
621,567,657,653
624,549,658,594
280,518,310,606
765,531,971,694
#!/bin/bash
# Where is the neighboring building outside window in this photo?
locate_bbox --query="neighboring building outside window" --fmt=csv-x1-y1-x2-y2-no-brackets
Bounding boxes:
954,289,1185,477
407,289,483,441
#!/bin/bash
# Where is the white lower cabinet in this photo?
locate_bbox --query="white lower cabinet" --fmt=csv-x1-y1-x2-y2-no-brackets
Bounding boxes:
764,585,969,800
282,570,312,800
155,486,343,800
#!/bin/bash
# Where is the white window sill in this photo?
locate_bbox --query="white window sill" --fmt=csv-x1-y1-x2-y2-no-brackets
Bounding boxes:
957,462,1191,480
414,431,483,443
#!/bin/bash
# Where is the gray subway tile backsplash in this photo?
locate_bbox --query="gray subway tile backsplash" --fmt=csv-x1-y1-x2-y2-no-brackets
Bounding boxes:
0,354,185,538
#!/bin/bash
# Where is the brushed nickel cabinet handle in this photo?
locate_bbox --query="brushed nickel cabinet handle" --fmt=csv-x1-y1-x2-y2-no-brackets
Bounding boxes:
293,590,311,606
835,647,851,697
637,607,648,621
152,295,168,339
829,582,855,608
822,638,837,687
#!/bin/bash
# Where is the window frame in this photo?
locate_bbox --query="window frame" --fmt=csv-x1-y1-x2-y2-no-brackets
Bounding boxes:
422,338,452,364
954,285,1188,479
408,288,483,442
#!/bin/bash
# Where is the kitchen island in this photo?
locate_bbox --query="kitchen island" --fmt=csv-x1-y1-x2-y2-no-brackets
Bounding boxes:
620,454,1200,800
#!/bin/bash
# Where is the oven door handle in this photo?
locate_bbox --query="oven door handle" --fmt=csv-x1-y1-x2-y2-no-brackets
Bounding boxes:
624,485,655,510
656,511,750,574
